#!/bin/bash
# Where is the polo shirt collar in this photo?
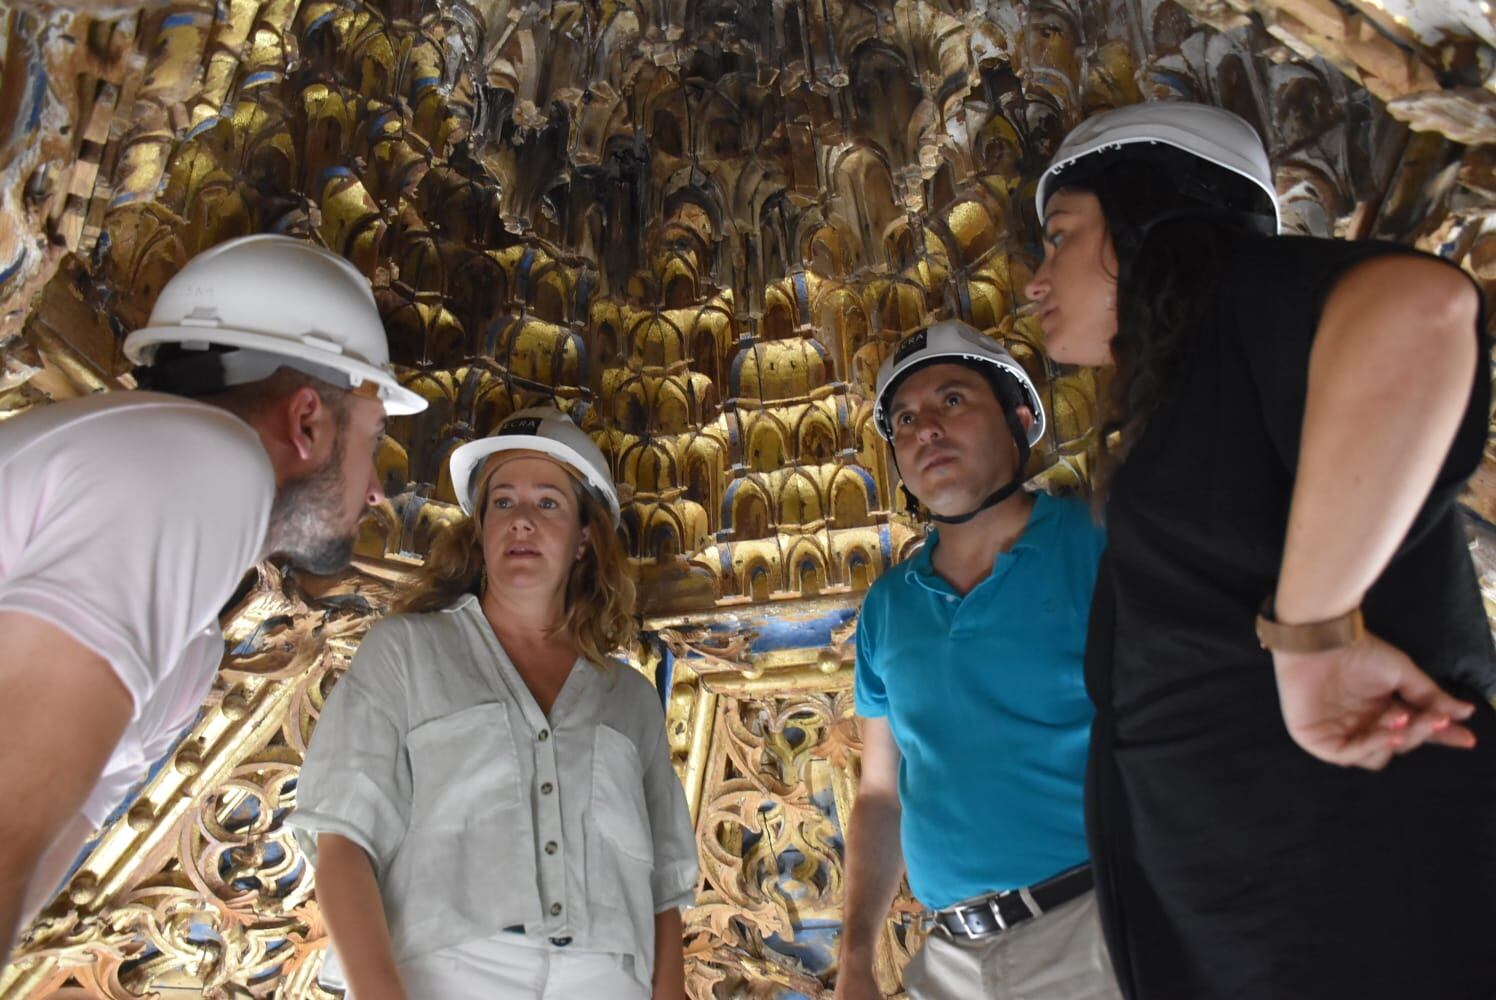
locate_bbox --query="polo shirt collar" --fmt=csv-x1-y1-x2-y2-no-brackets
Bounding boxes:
904,491,1056,589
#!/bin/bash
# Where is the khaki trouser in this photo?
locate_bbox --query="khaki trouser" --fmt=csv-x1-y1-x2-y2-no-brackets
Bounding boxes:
903,891,1122,1000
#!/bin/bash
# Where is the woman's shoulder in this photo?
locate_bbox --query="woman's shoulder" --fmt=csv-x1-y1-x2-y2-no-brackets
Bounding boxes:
1226,233,1445,290
594,658,668,721
353,599,476,671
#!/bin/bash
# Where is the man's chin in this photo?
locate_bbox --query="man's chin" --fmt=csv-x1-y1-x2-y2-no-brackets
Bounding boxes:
282,534,357,576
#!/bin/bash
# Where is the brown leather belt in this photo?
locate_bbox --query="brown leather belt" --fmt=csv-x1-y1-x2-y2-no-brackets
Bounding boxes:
934,864,1093,940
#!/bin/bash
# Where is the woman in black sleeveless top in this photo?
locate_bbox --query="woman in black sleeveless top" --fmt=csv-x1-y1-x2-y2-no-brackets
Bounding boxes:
1025,101,1496,1000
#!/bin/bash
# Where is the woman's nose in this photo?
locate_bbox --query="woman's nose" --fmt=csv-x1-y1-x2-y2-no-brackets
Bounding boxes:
1024,264,1050,305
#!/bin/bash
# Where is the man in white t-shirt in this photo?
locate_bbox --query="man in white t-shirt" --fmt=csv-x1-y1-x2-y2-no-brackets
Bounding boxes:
0,235,427,960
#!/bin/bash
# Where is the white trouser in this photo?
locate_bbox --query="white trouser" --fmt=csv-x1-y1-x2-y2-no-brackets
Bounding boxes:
329,934,649,1000
903,891,1122,1000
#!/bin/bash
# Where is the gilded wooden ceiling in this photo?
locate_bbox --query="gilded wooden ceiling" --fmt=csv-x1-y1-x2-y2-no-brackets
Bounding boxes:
0,0,1493,996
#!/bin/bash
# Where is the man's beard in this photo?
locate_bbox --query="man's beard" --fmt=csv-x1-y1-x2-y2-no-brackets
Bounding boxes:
267,434,357,575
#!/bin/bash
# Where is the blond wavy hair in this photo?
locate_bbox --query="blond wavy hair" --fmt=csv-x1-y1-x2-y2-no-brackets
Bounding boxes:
398,468,637,666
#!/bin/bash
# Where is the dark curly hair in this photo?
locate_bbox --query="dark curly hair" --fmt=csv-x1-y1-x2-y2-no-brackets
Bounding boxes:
1044,147,1274,499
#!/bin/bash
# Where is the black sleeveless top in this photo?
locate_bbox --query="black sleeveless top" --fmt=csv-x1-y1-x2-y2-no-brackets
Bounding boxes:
1086,234,1496,1000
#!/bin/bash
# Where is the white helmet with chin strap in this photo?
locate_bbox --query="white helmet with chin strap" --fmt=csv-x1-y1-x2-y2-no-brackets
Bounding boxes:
124,234,427,415
873,320,1046,525
1036,101,1280,233
449,406,622,525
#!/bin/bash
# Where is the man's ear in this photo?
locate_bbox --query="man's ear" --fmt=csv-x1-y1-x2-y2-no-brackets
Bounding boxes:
1016,404,1035,434
284,385,326,462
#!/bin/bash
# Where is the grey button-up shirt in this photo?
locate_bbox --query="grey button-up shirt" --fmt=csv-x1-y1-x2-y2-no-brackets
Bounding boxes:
291,596,698,988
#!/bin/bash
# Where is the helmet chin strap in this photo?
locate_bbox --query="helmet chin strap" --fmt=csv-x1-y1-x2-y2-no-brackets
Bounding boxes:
909,405,1032,526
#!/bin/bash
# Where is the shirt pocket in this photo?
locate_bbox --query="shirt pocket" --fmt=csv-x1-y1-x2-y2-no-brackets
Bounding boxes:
407,702,523,820
396,703,540,939
591,724,654,865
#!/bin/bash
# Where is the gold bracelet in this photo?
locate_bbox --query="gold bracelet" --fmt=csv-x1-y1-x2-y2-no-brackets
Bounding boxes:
1255,597,1365,653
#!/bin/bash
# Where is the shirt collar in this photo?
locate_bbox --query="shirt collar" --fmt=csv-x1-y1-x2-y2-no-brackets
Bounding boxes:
903,491,1056,586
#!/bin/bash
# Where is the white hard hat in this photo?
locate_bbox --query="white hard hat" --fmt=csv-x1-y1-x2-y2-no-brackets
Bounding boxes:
449,407,622,525
1036,101,1280,232
873,320,1046,446
123,234,427,416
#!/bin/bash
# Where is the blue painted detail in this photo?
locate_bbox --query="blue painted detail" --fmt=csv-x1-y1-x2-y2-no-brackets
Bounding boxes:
185,115,223,140
24,60,47,134
162,12,202,28
718,543,733,577
669,608,857,661
0,253,24,290
411,75,442,92
765,925,839,976
482,315,517,358
720,478,742,527
517,248,536,298
187,921,220,944
653,643,674,711
572,329,588,375
749,610,852,652
878,523,892,564
792,271,811,324
241,70,280,88
728,347,748,396
304,9,337,34
845,465,877,494
317,164,357,186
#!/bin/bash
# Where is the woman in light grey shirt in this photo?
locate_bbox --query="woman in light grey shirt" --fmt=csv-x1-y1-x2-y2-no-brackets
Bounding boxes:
292,407,698,1000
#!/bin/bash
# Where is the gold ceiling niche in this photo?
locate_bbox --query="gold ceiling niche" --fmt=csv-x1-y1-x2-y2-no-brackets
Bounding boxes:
1,0,1494,995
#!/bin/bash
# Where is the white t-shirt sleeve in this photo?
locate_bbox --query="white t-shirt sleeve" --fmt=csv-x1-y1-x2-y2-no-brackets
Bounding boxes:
0,401,272,717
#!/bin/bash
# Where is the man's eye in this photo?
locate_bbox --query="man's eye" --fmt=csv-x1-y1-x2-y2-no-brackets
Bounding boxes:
946,393,962,406
541,498,558,509
493,497,511,508
896,413,913,426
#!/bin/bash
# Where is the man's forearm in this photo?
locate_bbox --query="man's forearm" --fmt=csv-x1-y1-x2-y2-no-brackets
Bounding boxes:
315,833,405,1000
0,613,132,967
839,795,905,954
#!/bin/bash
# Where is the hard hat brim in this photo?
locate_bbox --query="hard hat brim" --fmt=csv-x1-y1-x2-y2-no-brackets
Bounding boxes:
874,351,1047,447
1037,133,1280,232
125,325,428,416
449,435,622,524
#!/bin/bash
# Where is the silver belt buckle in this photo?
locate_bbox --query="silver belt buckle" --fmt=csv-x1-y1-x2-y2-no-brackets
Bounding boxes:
948,900,1000,938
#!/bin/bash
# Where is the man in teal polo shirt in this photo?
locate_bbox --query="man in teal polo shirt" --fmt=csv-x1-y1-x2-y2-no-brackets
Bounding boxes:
834,321,1118,1000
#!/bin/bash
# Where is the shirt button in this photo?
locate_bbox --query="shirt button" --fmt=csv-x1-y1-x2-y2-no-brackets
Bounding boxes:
549,902,563,916
539,729,550,742
541,782,554,795
545,841,558,855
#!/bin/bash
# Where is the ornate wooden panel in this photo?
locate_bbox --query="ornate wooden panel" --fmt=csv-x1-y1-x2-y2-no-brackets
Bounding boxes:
0,0,1492,995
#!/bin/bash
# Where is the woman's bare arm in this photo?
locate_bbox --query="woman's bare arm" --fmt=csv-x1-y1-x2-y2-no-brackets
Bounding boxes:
315,832,407,1000
1273,254,1482,769
652,906,688,1000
